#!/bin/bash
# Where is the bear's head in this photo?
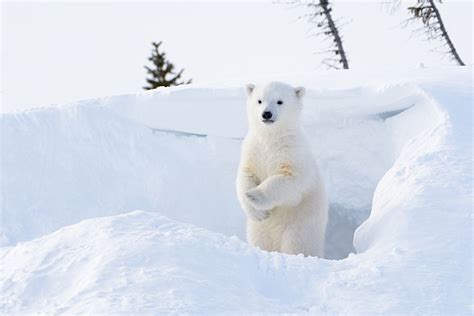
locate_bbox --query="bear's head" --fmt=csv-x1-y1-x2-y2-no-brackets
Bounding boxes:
245,82,305,133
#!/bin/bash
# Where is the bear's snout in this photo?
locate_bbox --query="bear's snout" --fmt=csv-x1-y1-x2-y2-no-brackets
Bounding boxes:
262,111,273,121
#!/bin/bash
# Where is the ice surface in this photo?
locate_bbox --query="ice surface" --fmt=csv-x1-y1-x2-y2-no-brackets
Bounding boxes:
1,67,472,314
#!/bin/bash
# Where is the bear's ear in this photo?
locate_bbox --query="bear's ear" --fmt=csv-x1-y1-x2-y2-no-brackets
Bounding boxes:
295,86,306,98
245,84,255,96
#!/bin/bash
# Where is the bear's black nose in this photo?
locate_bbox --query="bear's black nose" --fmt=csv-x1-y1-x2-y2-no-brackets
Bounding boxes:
262,111,273,120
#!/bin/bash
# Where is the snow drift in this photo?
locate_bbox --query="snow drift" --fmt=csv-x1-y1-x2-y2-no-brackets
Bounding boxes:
1,67,472,314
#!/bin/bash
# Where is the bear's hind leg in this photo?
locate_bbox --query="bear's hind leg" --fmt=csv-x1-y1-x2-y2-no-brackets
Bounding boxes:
280,231,308,256
280,227,324,257
247,221,276,252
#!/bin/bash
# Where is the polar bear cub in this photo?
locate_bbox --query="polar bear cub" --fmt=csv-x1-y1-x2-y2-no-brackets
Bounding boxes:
236,82,328,257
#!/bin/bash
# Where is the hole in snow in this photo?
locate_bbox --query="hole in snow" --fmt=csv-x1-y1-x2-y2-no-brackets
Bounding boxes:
308,109,396,259
307,87,437,259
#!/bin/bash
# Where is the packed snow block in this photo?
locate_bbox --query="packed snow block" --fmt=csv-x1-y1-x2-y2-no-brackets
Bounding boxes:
352,80,472,313
99,87,249,138
0,103,245,246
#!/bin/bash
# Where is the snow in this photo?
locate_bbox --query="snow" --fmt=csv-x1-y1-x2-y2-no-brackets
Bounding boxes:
0,67,472,314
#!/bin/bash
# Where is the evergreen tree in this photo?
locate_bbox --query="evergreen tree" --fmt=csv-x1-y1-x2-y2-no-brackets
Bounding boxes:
143,41,192,90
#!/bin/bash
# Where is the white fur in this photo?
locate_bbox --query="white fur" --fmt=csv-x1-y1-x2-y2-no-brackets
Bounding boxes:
236,82,328,257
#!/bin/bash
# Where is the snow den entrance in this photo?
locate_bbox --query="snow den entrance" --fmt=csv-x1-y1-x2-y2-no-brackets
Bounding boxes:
161,86,433,260
148,86,436,260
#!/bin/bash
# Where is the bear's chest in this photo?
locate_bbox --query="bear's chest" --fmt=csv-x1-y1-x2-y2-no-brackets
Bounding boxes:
251,141,295,182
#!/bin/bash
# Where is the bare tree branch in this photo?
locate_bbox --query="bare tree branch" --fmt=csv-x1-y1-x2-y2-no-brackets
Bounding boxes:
401,0,465,66
278,0,350,69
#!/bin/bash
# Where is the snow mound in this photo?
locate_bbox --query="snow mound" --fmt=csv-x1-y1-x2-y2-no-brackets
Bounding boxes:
1,67,472,313
1,211,328,314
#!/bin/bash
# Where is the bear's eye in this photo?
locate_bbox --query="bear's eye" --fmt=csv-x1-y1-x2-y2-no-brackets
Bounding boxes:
257,100,262,104
277,100,283,105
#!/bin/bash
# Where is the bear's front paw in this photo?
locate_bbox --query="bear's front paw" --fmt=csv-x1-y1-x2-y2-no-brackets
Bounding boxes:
245,188,274,211
246,207,271,222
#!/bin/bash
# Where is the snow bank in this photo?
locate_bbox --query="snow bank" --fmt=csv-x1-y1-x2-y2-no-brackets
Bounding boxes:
1,67,472,314
1,211,329,314
1,105,244,247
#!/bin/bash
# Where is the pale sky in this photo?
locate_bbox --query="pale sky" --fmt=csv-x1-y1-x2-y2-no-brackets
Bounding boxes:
1,1,472,112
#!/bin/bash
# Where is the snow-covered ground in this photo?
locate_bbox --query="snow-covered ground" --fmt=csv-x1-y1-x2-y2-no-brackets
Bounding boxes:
1,67,472,314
